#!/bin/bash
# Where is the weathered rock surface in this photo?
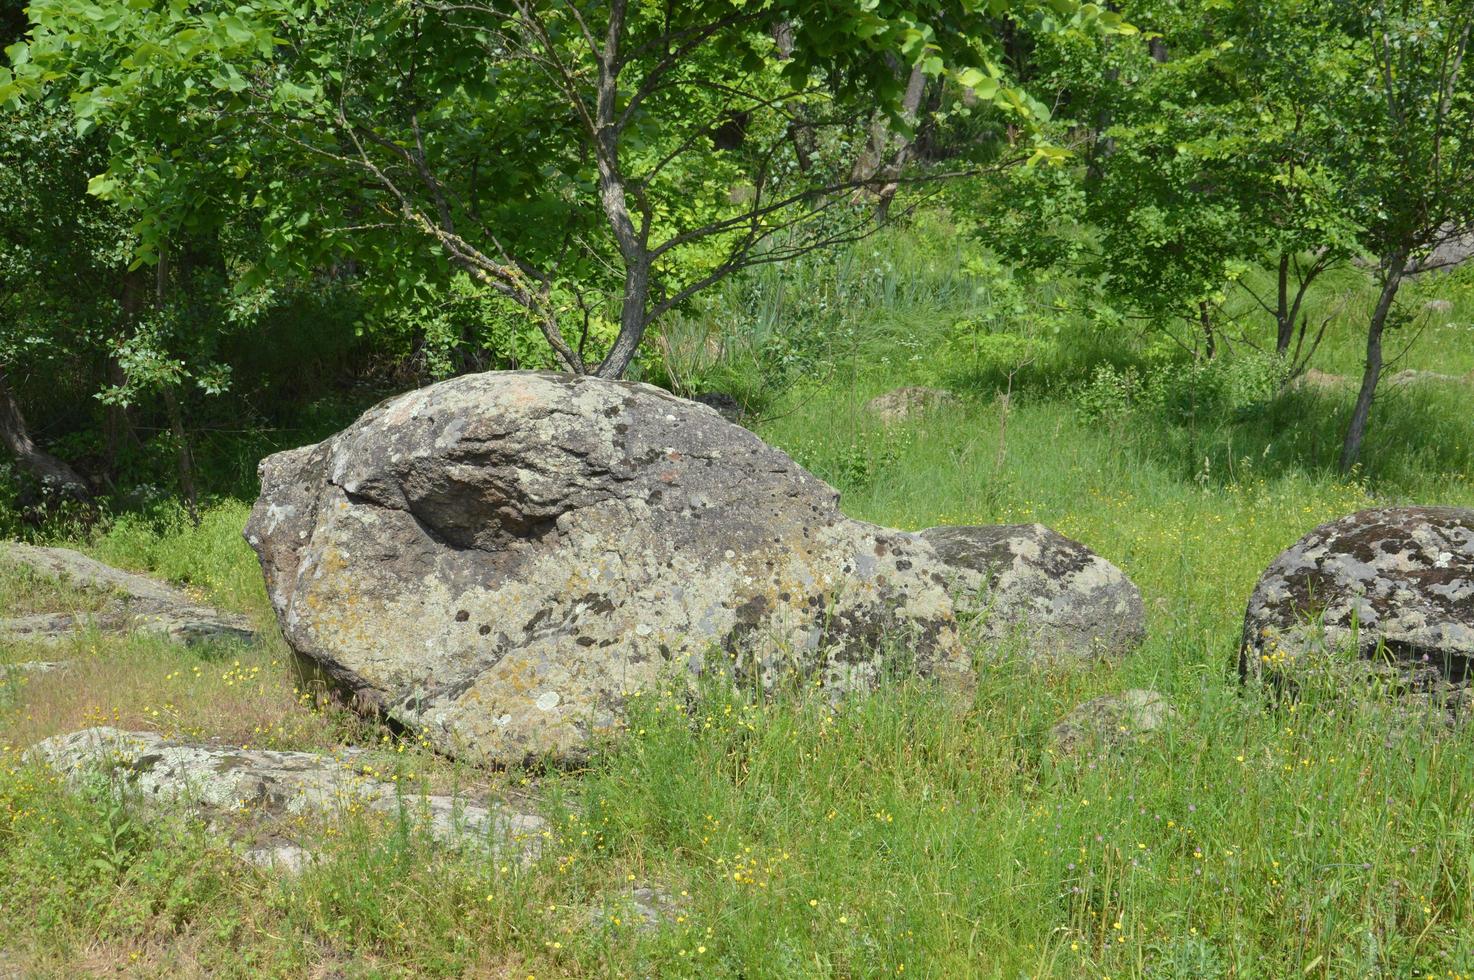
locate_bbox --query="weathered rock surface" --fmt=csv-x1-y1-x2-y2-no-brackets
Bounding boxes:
246,371,967,766
27,727,546,863
0,543,255,645
1049,689,1176,754
863,386,958,423
1240,507,1474,691
917,524,1145,661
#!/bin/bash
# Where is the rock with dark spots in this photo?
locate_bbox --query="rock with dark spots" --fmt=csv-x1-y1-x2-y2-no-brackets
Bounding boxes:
26,727,546,864
0,543,255,646
863,386,958,423
1240,507,1474,692
246,371,967,766
1049,690,1176,754
917,524,1146,661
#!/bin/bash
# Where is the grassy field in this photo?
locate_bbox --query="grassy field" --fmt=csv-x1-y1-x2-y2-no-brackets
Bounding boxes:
3,217,1474,977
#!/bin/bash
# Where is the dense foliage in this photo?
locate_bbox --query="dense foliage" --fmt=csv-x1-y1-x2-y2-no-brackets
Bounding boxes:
0,0,1470,495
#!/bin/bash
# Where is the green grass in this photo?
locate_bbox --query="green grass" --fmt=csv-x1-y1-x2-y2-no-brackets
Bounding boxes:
4,215,1474,977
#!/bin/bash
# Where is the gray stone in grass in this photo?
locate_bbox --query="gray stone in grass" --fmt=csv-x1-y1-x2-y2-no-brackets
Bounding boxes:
1049,690,1177,754
243,843,314,874
2,659,70,674
25,727,547,865
1384,369,1468,387
1424,299,1455,314
863,386,958,423
0,543,255,645
591,885,685,931
917,523,1146,662
1292,369,1352,391
245,371,967,767
1240,507,1474,704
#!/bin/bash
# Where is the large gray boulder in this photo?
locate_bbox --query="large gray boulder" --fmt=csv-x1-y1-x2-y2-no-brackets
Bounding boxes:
917,523,1145,661
1240,507,1474,688
246,372,967,766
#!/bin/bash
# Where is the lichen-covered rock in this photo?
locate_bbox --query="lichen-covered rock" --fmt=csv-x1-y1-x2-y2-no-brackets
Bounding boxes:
1049,689,1176,754
863,386,957,423
26,727,545,862
916,524,1145,661
1240,507,1474,685
246,372,967,766
0,543,255,645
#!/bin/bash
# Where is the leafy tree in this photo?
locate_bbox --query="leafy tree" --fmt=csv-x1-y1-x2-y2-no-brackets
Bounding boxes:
0,4,129,501
1334,0,1474,471
7,0,1131,379
981,0,1358,366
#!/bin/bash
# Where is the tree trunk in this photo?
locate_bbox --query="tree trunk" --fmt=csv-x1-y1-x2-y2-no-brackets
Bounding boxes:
874,64,929,220
1199,301,1216,359
1275,253,1293,354
161,384,200,525
0,365,91,502
105,267,150,476
1339,253,1408,474
596,260,651,379
851,63,926,204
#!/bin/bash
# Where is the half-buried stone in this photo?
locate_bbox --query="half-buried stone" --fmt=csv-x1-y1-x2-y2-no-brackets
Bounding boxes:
1240,506,1474,706
916,524,1145,662
246,371,968,767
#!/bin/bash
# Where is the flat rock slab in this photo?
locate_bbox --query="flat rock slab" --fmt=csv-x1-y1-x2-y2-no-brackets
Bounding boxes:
917,523,1145,662
0,543,255,645
26,727,547,864
246,371,967,767
1240,506,1474,692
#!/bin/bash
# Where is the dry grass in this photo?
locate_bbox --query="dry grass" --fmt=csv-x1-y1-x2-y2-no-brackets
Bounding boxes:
0,628,340,751
0,565,112,618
